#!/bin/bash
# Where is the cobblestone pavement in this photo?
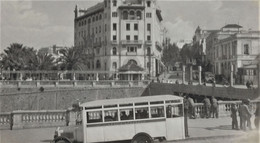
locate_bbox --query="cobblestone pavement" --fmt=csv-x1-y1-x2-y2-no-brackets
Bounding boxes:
0,117,259,143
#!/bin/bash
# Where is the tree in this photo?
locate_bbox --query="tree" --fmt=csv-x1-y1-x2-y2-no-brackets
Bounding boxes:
0,43,36,70
161,43,180,70
58,46,88,70
180,44,192,64
28,52,55,70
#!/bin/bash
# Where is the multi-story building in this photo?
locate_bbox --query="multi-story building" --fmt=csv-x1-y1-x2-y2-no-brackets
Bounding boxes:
213,30,260,83
74,0,165,79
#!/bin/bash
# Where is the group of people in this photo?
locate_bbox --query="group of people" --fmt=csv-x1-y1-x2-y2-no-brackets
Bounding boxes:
246,81,254,89
230,99,260,130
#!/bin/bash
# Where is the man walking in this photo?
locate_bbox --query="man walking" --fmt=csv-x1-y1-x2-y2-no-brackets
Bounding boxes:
187,95,196,119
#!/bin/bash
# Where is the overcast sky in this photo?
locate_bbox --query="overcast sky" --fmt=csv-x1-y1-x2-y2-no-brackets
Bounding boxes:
1,0,259,52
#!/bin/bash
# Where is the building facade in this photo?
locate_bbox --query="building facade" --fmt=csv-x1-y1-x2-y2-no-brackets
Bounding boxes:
74,0,164,78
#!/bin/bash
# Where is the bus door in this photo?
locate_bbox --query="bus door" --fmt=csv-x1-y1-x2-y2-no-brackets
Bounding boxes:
166,104,185,140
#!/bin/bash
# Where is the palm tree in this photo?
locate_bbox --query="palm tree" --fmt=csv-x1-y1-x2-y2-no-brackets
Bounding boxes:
57,46,87,70
28,52,55,70
1,43,36,70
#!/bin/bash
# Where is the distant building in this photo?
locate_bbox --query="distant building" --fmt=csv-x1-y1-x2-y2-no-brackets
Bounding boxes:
38,45,64,62
176,39,192,49
74,0,165,79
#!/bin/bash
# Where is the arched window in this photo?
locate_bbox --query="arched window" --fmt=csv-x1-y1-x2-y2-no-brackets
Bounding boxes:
112,47,117,55
92,16,95,22
96,60,101,69
129,11,135,20
136,11,142,20
123,11,128,20
88,18,91,24
113,62,117,69
128,59,137,65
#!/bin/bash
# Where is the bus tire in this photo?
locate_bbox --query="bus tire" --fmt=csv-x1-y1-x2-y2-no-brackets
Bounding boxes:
131,133,154,143
53,136,71,143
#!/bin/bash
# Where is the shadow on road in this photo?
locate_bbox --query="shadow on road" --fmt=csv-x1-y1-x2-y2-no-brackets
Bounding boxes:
205,125,232,130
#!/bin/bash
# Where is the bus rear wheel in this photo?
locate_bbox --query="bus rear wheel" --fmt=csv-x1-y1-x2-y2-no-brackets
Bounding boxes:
131,133,153,143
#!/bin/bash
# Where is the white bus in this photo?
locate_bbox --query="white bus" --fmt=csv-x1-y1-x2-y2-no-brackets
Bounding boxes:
52,95,185,143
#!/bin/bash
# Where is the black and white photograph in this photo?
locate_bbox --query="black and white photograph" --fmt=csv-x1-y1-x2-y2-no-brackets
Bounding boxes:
0,0,259,143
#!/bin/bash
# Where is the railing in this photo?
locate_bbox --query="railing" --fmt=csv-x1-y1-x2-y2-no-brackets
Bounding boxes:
0,80,150,88
0,112,11,129
194,100,258,118
121,40,143,45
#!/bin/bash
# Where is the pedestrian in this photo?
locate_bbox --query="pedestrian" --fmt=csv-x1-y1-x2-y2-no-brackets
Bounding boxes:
187,95,196,119
175,80,179,84
211,97,218,118
239,99,252,131
203,96,211,118
254,102,260,129
183,95,189,137
231,103,238,130
246,81,250,89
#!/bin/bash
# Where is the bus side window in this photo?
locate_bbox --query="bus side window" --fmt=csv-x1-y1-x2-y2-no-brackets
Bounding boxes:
120,109,133,121
135,107,149,119
167,105,183,118
87,111,102,123
151,106,165,118
104,110,118,122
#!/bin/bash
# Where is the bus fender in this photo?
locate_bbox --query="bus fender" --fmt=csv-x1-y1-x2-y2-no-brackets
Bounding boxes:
52,136,72,143
131,132,154,143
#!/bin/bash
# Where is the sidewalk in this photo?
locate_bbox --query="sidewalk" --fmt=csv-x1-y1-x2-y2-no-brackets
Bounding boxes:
0,117,258,143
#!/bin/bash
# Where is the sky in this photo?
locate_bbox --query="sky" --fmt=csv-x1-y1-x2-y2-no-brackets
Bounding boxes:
0,0,259,52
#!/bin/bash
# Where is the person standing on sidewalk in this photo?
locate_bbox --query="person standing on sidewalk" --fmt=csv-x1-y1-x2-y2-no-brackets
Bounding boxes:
211,97,218,118
239,99,252,131
187,95,196,119
203,96,211,118
183,95,189,137
231,103,238,130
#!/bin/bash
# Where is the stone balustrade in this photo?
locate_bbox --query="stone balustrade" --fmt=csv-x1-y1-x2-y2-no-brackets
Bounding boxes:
0,100,258,130
0,80,150,88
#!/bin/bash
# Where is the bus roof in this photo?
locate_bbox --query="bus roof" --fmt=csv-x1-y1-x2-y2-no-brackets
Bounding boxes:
80,95,182,108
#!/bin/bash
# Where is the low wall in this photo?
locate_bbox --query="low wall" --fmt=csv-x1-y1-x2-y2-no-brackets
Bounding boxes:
0,87,145,112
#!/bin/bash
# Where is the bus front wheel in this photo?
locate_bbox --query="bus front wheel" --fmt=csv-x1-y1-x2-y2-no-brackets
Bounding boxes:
131,133,153,143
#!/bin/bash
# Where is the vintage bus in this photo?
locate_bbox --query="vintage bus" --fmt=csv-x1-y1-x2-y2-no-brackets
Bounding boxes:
52,95,185,143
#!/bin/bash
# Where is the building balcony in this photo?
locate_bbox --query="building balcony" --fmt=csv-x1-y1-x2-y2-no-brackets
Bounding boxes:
145,40,152,45
121,40,143,45
111,40,118,45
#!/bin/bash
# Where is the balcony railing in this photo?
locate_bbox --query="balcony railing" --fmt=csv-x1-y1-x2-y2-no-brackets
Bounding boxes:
121,40,142,45
145,40,152,45
111,40,118,45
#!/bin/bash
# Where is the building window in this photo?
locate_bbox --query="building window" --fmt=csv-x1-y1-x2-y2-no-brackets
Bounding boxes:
96,27,98,33
112,62,117,69
113,0,117,6
112,12,118,17
244,44,249,55
126,23,130,31
105,24,107,32
147,1,151,7
96,48,100,55
123,11,128,20
99,26,101,33
129,11,135,20
105,0,107,7
147,35,151,41
147,47,151,55
127,47,137,52
136,11,142,20
134,24,138,30
147,23,151,31
96,15,98,21
113,23,117,31
146,13,152,18
88,18,91,24
96,60,101,69
134,35,138,40
99,14,102,20
126,35,130,40
113,35,117,41
92,17,95,22
113,47,117,55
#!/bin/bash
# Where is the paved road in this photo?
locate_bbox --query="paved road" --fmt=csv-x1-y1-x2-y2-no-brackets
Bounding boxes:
0,117,259,143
